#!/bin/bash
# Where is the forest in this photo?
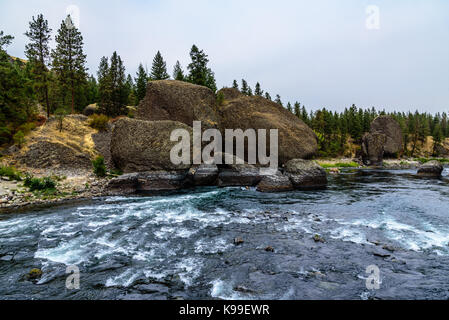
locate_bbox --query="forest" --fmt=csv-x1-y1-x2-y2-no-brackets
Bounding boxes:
1,14,448,158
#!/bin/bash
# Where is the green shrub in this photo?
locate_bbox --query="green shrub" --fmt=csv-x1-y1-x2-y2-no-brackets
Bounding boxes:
88,114,109,131
0,166,22,181
92,156,107,177
319,162,359,169
13,130,25,148
24,174,56,191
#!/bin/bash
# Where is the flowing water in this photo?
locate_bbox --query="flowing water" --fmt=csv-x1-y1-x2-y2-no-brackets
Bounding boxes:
1,169,449,300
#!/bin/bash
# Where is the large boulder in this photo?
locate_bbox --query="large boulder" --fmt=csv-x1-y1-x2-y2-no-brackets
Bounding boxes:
370,116,403,156
218,163,263,187
417,160,443,177
83,104,98,116
188,164,219,186
217,87,243,101
218,95,318,165
361,132,387,166
111,118,193,173
285,159,327,189
136,80,220,129
256,172,294,192
362,116,403,165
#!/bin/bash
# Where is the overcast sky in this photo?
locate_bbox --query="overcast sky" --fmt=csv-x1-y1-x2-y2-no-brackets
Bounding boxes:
1,0,448,113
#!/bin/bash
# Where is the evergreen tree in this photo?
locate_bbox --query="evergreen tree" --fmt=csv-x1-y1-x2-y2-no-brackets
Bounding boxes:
241,79,249,95
150,51,169,80
125,74,134,105
254,82,263,96
135,63,148,105
187,45,216,91
52,15,87,113
275,94,283,106
86,75,98,105
286,102,293,113
265,92,272,101
232,80,239,90
0,32,35,144
294,102,301,118
247,86,253,96
24,14,52,118
173,60,185,81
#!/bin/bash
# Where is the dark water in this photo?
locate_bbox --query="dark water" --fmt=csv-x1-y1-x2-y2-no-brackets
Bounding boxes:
1,169,449,300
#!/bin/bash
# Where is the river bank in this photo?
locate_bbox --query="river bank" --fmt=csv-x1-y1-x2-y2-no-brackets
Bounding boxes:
1,157,446,214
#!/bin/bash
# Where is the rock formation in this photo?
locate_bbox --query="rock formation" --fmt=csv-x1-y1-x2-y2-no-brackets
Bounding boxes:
362,116,403,166
417,160,443,177
217,91,318,165
136,80,220,130
110,118,193,173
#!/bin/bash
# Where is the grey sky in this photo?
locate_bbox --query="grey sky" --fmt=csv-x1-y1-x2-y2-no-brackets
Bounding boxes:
1,0,448,113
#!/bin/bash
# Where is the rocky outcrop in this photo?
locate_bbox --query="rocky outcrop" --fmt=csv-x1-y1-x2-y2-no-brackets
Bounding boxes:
285,159,327,189
417,160,443,177
110,118,193,173
218,163,263,187
362,116,403,166
217,87,243,101
361,132,387,166
218,95,318,165
256,172,293,192
188,164,219,186
107,171,191,194
83,104,98,116
370,116,403,156
136,80,220,130
19,140,92,170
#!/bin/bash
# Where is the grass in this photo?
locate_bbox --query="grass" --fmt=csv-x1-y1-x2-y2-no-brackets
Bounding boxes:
0,165,22,181
415,158,449,164
318,161,360,169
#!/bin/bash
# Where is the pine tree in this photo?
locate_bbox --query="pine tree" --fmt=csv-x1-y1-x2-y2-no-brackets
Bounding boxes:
187,45,216,91
265,92,272,101
86,75,98,104
287,102,293,113
97,56,111,115
135,63,148,105
150,51,169,80
125,74,134,105
173,60,185,81
241,79,249,95
247,86,253,96
275,94,283,106
0,32,35,144
52,15,87,113
232,80,239,90
294,102,301,118
254,82,263,96
24,14,52,118
109,52,127,116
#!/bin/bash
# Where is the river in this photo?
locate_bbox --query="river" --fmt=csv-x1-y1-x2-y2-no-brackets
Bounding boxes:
1,169,449,300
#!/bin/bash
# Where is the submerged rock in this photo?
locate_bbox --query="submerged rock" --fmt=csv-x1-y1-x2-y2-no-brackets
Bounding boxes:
417,160,443,177
285,159,327,190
